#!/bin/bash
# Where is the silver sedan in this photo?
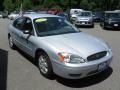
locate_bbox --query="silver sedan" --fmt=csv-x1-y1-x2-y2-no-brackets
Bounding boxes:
75,11,94,27
8,14,113,79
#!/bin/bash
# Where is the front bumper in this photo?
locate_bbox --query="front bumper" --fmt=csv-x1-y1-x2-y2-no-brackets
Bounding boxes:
104,21,120,29
75,20,93,26
52,51,113,79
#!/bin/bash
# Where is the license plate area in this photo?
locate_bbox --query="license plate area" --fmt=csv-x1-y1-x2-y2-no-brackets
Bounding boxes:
82,22,85,24
98,62,107,71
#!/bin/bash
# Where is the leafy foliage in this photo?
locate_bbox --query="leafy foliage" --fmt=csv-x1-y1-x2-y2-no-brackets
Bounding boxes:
22,0,33,10
3,0,14,11
2,0,120,11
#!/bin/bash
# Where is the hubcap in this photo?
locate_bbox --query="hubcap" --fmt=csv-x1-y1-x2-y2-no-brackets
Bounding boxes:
38,55,48,74
9,37,13,48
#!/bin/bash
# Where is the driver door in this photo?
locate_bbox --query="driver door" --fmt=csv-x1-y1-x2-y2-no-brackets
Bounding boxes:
20,17,35,56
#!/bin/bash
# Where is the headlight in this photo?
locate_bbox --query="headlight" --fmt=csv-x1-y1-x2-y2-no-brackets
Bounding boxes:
58,52,85,64
88,17,92,21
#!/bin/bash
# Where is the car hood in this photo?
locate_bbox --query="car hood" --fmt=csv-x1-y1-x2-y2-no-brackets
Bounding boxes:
109,17,120,21
41,32,109,59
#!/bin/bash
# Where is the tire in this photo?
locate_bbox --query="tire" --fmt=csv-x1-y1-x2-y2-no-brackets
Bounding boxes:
91,24,94,28
102,23,106,30
8,35,16,49
74,24,78,28
100,23,102,27
37,51,53,78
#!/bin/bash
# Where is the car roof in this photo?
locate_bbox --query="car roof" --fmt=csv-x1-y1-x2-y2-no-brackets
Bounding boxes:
23,13,59,20
81,11,92,13
105,11,120,13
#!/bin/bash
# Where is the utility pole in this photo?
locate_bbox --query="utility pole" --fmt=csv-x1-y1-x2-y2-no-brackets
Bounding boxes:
19,3,23,16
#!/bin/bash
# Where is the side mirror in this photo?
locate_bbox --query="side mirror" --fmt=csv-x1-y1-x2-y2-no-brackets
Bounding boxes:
23,30,31,34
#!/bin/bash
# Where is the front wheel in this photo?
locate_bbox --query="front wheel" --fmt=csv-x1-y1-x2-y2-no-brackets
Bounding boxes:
91,24,94,28
37,52,53,78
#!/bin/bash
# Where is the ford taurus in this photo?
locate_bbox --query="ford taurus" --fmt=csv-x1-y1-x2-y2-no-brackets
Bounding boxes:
8,14,113,79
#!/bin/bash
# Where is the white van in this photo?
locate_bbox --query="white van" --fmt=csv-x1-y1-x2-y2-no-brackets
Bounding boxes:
70,9,84,22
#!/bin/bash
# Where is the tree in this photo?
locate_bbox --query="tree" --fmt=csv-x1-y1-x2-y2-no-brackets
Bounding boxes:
22,0,33,10
88,2,97,11
80,0,89,10
3,0,14,11
0,0,4,10
42,0,56,8
14,0,22,10
1,0,120,11
117,1,120,9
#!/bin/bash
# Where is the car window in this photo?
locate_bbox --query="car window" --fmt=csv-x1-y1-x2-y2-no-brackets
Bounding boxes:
34,17,80,36
13,17,25,30
23,18,34,35
78,12,92,17
105,13,120,18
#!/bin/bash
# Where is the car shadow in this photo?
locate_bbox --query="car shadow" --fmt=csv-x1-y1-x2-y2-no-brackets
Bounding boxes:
55,67,113,88
16,48,56,80
103,28,120,31
16,48,35,65
16,48,113,87
0,49,8,90
76,25,94,29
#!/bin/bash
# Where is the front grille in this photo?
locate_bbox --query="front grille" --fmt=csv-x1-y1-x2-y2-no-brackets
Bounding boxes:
87,51,107,61
79,21,88,24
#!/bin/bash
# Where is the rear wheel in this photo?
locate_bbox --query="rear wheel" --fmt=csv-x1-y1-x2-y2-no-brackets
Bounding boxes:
8,36,16,49
37,51,53,78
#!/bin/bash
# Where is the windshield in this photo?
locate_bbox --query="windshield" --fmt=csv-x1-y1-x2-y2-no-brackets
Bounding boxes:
34,17,80,36
78,12,92,17
93,12,103,17
106,13,120,18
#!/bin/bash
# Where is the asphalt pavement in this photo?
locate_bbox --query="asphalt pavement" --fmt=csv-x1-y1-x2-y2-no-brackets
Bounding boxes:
0,18,120,90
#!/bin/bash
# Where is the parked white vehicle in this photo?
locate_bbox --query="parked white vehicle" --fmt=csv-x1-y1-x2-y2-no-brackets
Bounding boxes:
8,11,19,20
70,9,84,15
75,11,94,27
0,14,2,18
114,10,120,12
0,12,2,18
70,9,84,22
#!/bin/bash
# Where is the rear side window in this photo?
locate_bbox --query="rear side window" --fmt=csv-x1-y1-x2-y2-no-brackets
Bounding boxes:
13,17,25,30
